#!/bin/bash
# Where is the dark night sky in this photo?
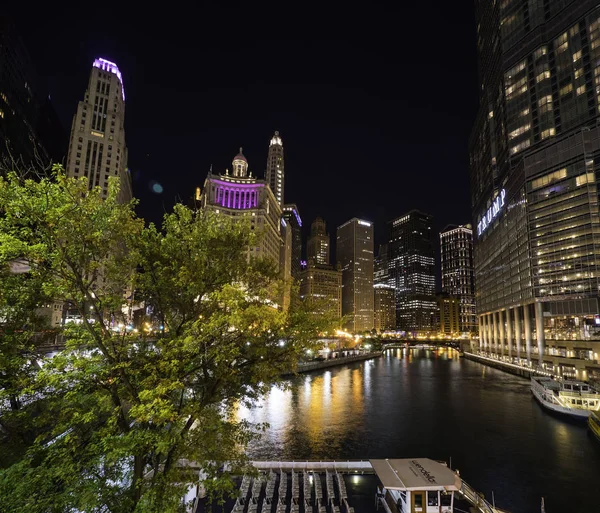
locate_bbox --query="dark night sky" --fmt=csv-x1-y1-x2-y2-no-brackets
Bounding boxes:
8,5,479,258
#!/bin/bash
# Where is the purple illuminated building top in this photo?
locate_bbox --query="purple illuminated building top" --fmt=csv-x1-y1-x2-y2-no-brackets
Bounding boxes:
210,179,263,209
93,58,125,101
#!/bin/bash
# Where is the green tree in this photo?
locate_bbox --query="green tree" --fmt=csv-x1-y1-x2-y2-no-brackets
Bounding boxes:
0,166,331,512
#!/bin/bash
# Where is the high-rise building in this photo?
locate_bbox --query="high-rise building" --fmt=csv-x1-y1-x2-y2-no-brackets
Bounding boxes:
437,294,460,335
440,224,476,334
201,148,286,278
65,58,131,203
388,210,436,333
282,204,302,280
307,217,330,266
374,284,396,332
336,218,374,332
0,17,66,168
299,263,342,321
266,131,284,207
470,0,600,378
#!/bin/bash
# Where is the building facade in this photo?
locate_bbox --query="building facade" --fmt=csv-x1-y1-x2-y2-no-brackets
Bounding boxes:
374,284,396,332
266,131,284,207
307,217,330,266
299,262,342,320
440,224,476,334
65,58,131,203
437,294,461,335
282,204,302,280
388,210,437,333
336,218,374,332
0,17,66,168
201,149,285,275
470,0,600,379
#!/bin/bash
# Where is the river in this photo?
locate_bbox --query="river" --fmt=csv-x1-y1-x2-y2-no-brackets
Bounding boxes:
238,347,600,513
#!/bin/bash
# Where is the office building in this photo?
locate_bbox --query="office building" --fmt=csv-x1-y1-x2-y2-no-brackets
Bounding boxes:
374,284,396,332
374,243,392,287
299,262,342,320
265,131,284,207
437,294,460,336
388,210,436,333
307,217,330,266
201,148,286,277
282,204,302,280
0,17,66,168
440,224,476,334
336,218,374,332
65,58,131,203
470,0,600,379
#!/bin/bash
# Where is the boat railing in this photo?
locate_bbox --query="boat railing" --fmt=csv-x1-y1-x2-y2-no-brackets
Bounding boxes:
459,479,496,513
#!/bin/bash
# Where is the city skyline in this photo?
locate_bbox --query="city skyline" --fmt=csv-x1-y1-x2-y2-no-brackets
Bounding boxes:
1,5,477,254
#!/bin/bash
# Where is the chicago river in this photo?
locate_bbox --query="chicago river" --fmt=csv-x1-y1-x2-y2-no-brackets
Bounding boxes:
239,348,600,513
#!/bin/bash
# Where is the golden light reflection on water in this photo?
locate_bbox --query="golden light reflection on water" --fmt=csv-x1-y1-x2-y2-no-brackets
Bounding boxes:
235,348,459,447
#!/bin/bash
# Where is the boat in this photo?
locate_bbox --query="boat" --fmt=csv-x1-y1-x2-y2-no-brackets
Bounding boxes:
192,459,510,513
589,411,600,443
531,376,600,419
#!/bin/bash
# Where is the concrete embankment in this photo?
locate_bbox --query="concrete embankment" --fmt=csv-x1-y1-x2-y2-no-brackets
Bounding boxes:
463,351,548,379
284,352,382,376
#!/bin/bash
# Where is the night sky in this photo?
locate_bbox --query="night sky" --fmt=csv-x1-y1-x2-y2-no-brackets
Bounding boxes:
8,5,478,259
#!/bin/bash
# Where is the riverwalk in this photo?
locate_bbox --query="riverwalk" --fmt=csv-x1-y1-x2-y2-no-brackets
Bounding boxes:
463,351,552,379
285,352,382,376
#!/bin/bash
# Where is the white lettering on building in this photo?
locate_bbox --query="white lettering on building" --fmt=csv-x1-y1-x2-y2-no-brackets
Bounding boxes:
477,189,506,237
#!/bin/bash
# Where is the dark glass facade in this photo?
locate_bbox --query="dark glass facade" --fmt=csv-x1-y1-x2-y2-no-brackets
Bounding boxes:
282,204,302,280
388,210,436,333
0,17,65,168
470,0,600,378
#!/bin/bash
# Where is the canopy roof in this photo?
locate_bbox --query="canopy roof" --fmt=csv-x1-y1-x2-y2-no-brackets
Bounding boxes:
370,459,462,492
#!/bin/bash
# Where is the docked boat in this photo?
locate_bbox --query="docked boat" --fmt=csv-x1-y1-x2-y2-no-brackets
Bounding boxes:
193,459,510,513
589,411,600,443
531,376,600,419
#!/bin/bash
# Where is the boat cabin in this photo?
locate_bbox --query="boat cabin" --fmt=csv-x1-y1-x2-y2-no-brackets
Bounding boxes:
371,459,461,513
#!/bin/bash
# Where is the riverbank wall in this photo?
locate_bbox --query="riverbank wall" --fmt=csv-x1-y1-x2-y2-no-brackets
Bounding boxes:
284,352,382,376
463,351,549,379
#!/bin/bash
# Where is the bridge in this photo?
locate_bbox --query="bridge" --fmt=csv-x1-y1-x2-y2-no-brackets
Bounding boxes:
382,340,461,350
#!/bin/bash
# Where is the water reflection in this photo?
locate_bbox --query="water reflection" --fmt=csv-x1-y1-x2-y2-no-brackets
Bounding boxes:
241,348,600,513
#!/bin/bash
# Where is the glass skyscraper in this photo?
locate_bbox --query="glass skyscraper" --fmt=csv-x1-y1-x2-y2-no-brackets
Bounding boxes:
388,210,436,334
471,0,600,379
336,218,374,332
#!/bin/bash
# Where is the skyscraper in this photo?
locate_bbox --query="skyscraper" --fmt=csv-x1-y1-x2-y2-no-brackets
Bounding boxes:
470,0,600,378
307,217,330,266
299,263,342,321
200,148,286,277
336,218,374,332
282,204,302,280
266,131,284,207
66,58,131,203
440,224,476,334
0,17,66,168
388,210,436,333
374,284,396,332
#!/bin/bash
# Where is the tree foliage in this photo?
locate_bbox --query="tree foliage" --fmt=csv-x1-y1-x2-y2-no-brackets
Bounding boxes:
0,166,332,512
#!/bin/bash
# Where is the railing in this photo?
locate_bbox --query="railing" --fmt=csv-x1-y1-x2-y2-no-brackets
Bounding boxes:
458,479,496,513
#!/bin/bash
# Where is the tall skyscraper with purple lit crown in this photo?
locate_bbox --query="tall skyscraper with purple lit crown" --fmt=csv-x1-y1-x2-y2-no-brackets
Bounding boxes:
66,58,131,203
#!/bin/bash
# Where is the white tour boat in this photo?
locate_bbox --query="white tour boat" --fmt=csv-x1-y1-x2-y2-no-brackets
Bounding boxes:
531,376,600,419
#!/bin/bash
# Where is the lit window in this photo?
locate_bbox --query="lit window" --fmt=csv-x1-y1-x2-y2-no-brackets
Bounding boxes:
536,70,550,82
576,172,595,186
541,128,556,139
560,83,573,96
577,85,586,95
531,168,567,189
508,124,531,140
